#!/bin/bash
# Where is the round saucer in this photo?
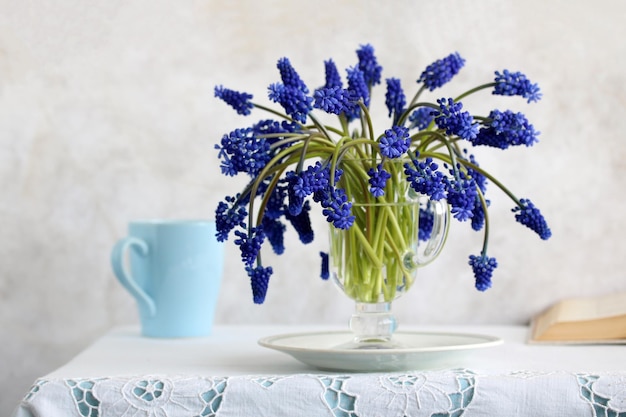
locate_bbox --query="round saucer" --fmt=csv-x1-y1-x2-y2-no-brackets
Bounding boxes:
258,330,502,372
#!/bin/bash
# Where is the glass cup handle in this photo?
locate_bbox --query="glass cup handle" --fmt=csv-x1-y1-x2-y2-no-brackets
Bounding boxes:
110,237,157,317
415,196,450,267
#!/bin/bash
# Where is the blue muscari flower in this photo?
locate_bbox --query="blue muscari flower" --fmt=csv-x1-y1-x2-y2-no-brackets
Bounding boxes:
379,126,410,158
473,110,539,149
251,119,301,147
289,162,335,205
214,85,254,115
285,200,314,244
289,171,310,199
468,254,498,291
215,128,272,177
312,165,343,203
324,59,343,89
215,195,247,242
433,98,478,140
234,227,265,267
356,44,383,86
408,107,434,131
404,157,447,200
418,207,434,241
470,198,489,231
512,198,552,240
320,252,329,280
345,66,369,120
367,164,392,197
286,171,305,216
446,172,478,222
465,153,488,193
247,265,273,304
277,57,309,93
261,216,286,255
268,83,312,124
493,70,542,103
320,187,355,229
417,52,465,91
313,86,355,115
299,161,336,197
385,78,406,122
265,184,287,220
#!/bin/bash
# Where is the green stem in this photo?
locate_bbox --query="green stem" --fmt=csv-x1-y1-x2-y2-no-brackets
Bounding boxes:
252,103,297,123
358,102,376,143
462,160,523,206
347,224,384,269
454,82,497,102
476,188,491,256
408,84,427,109
396,101,439,129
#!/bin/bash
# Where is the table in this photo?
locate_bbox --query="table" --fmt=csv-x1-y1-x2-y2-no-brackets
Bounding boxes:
12,325,626,417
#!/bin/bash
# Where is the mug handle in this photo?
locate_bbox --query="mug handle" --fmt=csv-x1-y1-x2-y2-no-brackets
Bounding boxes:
110,237,157,317
414,196,450,266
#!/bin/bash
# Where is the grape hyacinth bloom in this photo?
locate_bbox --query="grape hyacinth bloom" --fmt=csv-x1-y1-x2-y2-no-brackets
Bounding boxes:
286,171,306,216
324,59,343,89
446,174,479,222
346,66,370,110
408,107,434,130
247,265,273,304
368,164,392,197
493,70,542,103
473,110,539,149
465,153,488,194
432,98,479,140
214,86,253,115
284,201,314,244
469,254,498,291
385,78,406,122
215,128,271,177
379,126,410,158
320,187,355,230
356,44,383,86
215,195,247,242
404,158,447,201
313,86,354,115
269,58,313,123
513,199,552,240
470,198,488,232
268,83,312,123
234,227,265,267
261,216,286,255
320,252,329,280
277,57,309,93
418,208,434,241
418,52,465,91
300,161,334,197
252,119,301,147
264,184,287,220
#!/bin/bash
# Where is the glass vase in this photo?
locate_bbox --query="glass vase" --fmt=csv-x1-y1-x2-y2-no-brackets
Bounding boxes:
329,158,450,349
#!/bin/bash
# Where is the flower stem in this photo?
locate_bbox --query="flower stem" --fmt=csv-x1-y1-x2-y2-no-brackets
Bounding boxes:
454,82,496,102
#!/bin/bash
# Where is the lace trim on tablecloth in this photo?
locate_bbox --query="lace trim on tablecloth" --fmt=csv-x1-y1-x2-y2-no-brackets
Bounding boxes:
16,369,626,417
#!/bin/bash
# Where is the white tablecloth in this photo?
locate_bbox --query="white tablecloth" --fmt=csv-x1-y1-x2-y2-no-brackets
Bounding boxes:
12,325,626,417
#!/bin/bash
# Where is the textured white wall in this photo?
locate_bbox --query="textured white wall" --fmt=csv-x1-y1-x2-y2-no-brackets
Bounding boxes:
2,0,626,414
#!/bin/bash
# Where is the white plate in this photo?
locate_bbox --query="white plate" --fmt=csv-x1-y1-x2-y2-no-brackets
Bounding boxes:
258,330,502,372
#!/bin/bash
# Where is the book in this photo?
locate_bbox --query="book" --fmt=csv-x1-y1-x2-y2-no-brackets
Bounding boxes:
528,292,626,343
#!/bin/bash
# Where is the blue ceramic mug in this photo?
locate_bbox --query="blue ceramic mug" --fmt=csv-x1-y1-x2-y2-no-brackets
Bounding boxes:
111,220,224,337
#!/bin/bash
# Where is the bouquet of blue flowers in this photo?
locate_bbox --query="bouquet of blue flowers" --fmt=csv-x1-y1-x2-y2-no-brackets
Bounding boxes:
214,44,551,304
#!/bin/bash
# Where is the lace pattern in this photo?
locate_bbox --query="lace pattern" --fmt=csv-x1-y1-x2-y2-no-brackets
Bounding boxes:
16,369,626,417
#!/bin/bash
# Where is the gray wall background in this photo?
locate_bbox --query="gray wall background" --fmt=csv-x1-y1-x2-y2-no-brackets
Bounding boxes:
2,1,625,415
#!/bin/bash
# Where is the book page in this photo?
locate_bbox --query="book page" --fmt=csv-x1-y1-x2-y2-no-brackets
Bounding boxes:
556,292,626,322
